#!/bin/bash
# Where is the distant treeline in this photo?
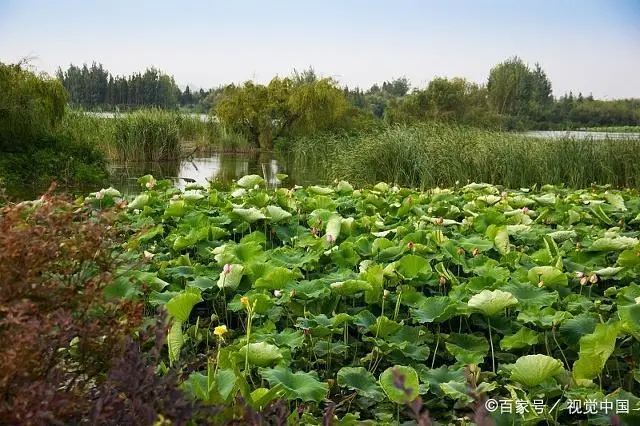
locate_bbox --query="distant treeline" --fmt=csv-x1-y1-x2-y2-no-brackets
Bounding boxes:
55,63,220,112
56,57,640,131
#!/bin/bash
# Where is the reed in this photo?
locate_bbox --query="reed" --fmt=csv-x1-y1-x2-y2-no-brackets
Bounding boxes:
288,123,640,189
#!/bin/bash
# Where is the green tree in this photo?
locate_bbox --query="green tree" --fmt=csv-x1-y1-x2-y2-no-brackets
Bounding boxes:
0,62,67,151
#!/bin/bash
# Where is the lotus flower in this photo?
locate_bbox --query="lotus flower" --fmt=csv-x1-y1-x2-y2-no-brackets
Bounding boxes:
214,325,228,337
223,263,232,275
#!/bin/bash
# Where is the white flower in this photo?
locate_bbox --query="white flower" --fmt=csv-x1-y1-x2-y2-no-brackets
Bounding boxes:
274,290,282,298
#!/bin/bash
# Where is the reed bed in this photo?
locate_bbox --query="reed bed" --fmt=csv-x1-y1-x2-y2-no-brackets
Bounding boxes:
288,123,640,189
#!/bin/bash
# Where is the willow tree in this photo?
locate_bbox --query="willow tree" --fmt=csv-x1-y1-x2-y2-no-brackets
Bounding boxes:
215,75,352,149
0,62,67,152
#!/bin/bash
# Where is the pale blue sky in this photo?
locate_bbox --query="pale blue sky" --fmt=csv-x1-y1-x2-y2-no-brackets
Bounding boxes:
1,0,639,98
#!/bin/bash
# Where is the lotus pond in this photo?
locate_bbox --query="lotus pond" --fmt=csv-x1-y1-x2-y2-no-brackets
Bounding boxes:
92,175,640,425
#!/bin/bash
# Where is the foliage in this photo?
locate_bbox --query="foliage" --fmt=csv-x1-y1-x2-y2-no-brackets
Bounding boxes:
99,174,640,424
385,77,501,128
112,109,182,161
0,62,108,199
0,189,143,424
0,61,67,151
215,73,354,149
288,123,640,189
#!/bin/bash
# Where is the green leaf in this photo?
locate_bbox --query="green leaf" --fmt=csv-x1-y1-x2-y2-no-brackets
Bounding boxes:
237,174,265,188
128,193,150,209
395,254,432,279
500,327,539,350
491,225,510,255
168,321,184,367
233,207,267,223
590,237,639,252
166,289,203,322
445,333,489,365
238,342,283,367
255,266,300,290
330,279,372,296
266,205,292,222
379,365,420,404
411,296,458,323
215,369,237,401
527,266,568,287
325,216,342,241
337,367,384,401
573,323,620,381
165,200,186,217
468,289,518,316
262,366,328,402
335,180,354,194
217,264,244,290
510,354,564,387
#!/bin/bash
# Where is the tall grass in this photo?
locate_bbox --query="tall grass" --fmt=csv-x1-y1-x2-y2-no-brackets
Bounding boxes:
59,110,252,160
112,109,181,161
58,110,117,158
288,123,640,189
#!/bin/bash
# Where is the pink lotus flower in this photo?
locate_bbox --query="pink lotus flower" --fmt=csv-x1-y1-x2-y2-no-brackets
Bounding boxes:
223,264,232,275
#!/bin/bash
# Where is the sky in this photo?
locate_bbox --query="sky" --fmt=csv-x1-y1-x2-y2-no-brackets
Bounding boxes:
1,0,639,99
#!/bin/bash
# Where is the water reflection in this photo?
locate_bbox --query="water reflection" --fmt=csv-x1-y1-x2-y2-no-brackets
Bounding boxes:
108,151,328,194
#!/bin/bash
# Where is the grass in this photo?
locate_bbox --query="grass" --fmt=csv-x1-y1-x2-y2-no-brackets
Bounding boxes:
58,109,253,161
287,123,640,189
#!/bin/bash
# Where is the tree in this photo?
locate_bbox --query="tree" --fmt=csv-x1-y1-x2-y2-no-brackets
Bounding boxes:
215,74,353,149
0,62,67,151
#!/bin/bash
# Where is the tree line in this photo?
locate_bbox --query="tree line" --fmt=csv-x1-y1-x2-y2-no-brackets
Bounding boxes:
56,58,640,132
55,62,220,112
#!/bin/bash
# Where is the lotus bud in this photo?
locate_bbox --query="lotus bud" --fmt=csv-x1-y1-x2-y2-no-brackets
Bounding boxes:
576,242,583,250
472,248,480,257
537,280,544,288
407,241,415,251
274,290,282,298
223,263,232,275
435,217,444,225
241,296,249,307
575,271,585,278
456,247,465,256
580,277,588,286
145,177,156,189
327,234,335,244
501,191,507,198
439,276,446,286
143,250,155,260
521,207,529,215
589,274,599,284
95,190,105,200
383,289,390,299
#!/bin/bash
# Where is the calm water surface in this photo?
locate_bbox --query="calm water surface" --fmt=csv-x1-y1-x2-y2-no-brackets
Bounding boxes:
524,130,640,140
108,151,328,195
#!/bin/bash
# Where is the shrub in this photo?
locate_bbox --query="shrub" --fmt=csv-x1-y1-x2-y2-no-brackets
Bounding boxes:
0,189,143,424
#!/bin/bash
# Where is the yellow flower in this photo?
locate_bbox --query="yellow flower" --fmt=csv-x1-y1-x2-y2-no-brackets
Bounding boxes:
241,296,249,307
214,325,228,337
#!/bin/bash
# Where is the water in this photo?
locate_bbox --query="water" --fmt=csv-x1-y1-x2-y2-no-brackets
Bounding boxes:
108,151,328,195
85,111,215,122
524,130,640,140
